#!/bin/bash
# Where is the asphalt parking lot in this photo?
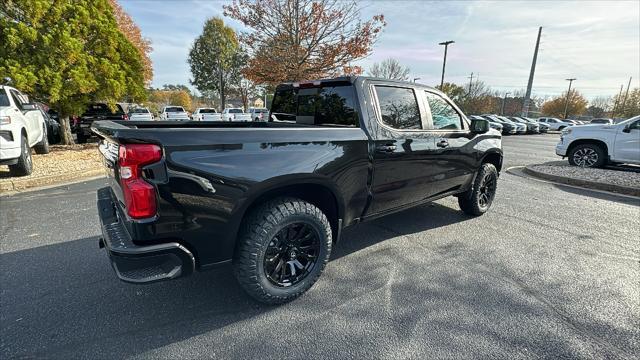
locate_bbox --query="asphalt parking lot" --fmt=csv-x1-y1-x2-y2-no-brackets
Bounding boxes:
1,133,639,359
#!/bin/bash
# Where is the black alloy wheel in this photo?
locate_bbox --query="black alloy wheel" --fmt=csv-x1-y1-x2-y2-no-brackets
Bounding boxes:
263,223,321,287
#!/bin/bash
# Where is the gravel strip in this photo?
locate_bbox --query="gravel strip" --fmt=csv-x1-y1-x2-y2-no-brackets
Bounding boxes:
0,144,102,184
526,161,640,194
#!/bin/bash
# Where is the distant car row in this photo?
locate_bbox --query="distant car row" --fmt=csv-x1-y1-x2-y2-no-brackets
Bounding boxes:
469,115,550,135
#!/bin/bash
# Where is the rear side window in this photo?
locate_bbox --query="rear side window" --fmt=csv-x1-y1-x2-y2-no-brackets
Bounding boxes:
271,83,359,127
374,86,421,130
424,92,462,130
0,90,10,107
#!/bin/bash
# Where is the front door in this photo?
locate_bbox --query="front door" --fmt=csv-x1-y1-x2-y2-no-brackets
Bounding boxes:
613,119,640,163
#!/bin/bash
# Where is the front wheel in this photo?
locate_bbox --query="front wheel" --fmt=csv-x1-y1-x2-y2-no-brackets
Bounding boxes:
234,197,332,304
568,143,606,168
458,163,498,216
9,134,33,177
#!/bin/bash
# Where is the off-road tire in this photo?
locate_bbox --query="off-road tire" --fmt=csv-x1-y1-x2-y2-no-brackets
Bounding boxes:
233,197,332,305
34,125,50,154
567,143,606,168
458,163,498,216
9,134,33,177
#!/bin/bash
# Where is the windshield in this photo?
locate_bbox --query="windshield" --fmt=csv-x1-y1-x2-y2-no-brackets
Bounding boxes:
165,107,185,112
200,109,217,113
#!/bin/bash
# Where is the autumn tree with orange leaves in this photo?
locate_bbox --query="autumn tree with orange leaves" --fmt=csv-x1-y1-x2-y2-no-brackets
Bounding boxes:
224,0,385,86
108,0,153,84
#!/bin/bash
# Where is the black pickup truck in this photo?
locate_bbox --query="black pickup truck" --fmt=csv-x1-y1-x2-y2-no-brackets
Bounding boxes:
92,77,503,304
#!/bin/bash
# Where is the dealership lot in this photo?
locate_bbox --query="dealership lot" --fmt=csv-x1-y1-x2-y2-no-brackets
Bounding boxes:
1,134,638,359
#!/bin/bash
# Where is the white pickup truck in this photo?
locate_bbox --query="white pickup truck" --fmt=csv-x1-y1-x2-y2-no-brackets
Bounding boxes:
556,115,640,167
159,106,190,121
192,108,222,121
221,108,251,122
0,85,49,176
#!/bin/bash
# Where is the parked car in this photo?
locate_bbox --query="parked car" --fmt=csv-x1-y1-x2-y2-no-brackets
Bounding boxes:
159,106,190,121
0,85,49,176
590,118,613,125
556,115,640,167
522,117,549,133
91,76,503,304
470,115,502,132
487,115,525,134
480,115,516,135
538,117,573,131
222,108,252,121
192,108,222,121
75,103,127,143
248,107,269,121
127,107,153,121
509,116,540,134
37,103,61,144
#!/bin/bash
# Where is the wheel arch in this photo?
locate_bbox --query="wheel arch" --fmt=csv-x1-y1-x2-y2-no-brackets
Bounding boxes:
236,176,345,244
480,150,503,173
567,139,609,157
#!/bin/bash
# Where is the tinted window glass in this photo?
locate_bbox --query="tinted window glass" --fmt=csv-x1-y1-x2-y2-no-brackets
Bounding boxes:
129,108,149,114
165,107,184,112
10,90,25,110
629,120,640,130
229,109,243,113
375,86,421,130
200,109,216,113
0,90,10,107
271,83,359,127
83,103,124,115
424,92,462,130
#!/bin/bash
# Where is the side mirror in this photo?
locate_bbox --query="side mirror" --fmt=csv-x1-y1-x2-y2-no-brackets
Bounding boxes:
470,119,490,134
22,103,38,111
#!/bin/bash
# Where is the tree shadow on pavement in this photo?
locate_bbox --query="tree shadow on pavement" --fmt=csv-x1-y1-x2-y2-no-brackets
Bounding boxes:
1,202,636,359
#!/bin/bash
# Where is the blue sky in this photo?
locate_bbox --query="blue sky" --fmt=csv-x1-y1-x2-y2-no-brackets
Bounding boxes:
120,0,639,100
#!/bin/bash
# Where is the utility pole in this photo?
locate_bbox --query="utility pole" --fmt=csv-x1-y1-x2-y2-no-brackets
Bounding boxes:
563,78,576,119
438,40,454,89
522,27,542,117
611,84,624,117
467,72,474,94
501,92,510,115
620,76,633,116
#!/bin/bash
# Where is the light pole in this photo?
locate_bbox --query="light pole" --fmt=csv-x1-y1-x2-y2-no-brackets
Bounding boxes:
438,40,454,89
413,77,421,83
563,78,576,119
501,92,511,115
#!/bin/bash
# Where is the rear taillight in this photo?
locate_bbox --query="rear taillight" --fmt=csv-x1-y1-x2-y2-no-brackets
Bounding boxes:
122,114,129,120
118,144,162,219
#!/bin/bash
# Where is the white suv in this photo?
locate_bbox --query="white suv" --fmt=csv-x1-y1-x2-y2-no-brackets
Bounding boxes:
556,115,640,167
538,117,573,131
0,86,49,176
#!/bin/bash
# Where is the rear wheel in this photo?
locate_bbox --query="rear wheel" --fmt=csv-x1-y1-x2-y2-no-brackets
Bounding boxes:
234,197,332,304
458,163,498,216
568,143,606,168
34,125,50,154
9,134,33,177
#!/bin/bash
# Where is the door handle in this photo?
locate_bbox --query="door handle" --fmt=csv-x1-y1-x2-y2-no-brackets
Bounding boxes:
437,139,449,148
376,144,397,153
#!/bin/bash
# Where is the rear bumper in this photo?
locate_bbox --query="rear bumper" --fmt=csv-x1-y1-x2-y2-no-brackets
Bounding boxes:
97,187,195,284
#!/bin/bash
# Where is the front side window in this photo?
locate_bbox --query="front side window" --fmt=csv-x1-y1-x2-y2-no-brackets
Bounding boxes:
0,90,10,107
628,120,640,130
424,92,462,130
10,90,25,110
374,86,421,130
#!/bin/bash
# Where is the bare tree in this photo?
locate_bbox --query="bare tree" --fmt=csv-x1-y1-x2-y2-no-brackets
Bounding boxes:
368,58,410,81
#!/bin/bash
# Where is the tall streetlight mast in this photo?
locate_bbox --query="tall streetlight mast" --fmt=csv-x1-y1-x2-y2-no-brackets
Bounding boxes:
438,40,455,89
522,27,542,117
563,78,577,119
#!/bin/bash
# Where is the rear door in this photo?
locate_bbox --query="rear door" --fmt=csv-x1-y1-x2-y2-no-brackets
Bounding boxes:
366,83,439,214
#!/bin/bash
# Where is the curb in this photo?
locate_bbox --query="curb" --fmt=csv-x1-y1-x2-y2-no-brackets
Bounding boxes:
522,166,640,197
0,169,105,194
